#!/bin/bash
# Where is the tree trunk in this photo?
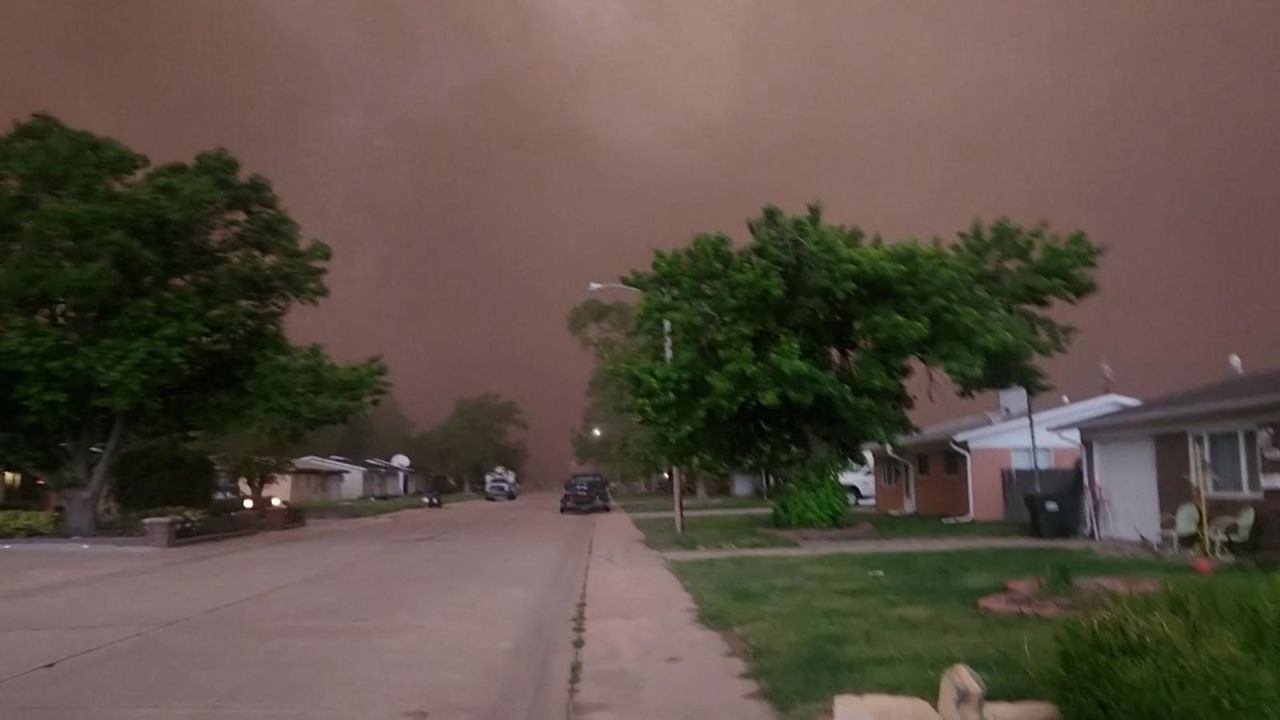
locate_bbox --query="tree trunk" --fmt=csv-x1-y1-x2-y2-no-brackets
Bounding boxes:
61,414,128,537
695,475,708,500
62,490,98,536
463,476,472,494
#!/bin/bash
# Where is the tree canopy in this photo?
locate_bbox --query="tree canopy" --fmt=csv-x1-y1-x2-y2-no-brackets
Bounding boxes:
0,114,383,531
206,346,388,502
618,204,1101,479
411,393,527,491
566,299,660,484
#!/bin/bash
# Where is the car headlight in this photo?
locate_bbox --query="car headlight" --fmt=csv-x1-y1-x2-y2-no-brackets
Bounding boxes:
242,498,254,509
270,497,283,508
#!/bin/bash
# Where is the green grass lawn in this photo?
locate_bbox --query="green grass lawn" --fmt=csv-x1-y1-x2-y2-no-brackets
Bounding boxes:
867,514,1023,538
632,511,1024,551
633,514,798,550
618,495,772,513
671,549,1241,720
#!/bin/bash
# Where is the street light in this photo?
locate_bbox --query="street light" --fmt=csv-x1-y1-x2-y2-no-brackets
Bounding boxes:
591,426,603,438
587,280,684,534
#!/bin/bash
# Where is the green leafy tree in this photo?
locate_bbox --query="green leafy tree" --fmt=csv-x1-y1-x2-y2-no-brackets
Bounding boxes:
567,299,661,488
618,205,1100,525
206,346,387,505
412,394,527,493
0,114,356,533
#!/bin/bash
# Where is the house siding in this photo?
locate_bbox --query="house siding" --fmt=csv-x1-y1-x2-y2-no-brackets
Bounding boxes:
1052,448,1080,469
970,448,1010,521
911,446,968,517
1154,431,1261,519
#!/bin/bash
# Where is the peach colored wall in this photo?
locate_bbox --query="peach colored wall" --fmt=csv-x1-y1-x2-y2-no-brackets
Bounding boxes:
970,448,1011,521
1052,447,1079,468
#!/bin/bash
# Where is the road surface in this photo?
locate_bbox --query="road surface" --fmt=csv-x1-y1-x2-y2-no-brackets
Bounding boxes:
0,495,592,720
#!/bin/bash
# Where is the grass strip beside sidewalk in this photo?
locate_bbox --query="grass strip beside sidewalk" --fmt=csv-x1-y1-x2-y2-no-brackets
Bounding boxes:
670,549,1224,720
633,512,1024,551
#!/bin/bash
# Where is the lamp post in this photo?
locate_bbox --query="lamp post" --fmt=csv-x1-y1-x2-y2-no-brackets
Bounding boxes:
587,282,683,534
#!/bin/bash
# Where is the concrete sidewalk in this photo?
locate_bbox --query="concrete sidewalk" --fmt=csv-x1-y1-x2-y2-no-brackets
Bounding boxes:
576,512,774,719
662,536,1098,562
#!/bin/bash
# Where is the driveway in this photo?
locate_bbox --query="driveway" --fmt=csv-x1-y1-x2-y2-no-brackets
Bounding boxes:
0,495,592,720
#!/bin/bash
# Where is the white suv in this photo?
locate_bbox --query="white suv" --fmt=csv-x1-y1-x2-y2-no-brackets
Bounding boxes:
838,465,876,506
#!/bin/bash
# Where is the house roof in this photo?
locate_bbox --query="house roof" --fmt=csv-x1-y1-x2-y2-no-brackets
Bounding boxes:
890,393,1141,448
293,455,366,472
1069,369,1280,434
894,414,1001,448
958,393,1141,443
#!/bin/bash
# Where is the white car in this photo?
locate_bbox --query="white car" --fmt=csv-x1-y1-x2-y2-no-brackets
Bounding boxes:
838,466,876,506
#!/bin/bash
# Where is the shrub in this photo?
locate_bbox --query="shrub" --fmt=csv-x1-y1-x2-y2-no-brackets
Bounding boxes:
0,510,58,537
772,467,847,528
112,441,216,511
1047,578,1280,719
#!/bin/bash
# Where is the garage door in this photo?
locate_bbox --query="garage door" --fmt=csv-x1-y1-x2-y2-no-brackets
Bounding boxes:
1094,438,1161,542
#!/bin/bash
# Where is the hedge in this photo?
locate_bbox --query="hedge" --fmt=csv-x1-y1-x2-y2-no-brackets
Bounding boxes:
0,510,58,537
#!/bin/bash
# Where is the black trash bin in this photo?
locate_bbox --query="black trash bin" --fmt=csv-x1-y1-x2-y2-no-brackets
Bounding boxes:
1024,492,1080,538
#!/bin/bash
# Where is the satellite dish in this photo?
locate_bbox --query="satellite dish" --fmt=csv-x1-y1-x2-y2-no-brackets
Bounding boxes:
390,454,411,468
1228,353,1244,376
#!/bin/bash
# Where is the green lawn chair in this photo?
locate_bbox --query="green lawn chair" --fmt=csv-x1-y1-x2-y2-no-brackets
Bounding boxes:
1226,505,1258,559
1160,502,1200,553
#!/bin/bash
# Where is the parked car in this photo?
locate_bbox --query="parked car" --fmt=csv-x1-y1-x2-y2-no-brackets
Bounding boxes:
838,465,876,506
484,467,519,501
560,473,611,514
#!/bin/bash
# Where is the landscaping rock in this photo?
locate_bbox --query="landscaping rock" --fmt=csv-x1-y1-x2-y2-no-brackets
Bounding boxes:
834,694,941,720
833,665,1061,720
977,575,1161,617
937,664,985,720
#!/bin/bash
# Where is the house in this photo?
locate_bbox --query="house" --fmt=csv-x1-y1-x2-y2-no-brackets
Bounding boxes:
288,455,428,499
1058,369,1280,543
365,458,432,495
260,465,346,504
872,388,1141,521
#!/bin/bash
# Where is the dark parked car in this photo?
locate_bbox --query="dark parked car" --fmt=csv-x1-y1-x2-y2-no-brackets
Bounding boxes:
560,473,611,514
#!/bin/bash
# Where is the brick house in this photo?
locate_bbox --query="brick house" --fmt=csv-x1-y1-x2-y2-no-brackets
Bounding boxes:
873,390,1140,520
1062,369,1280,543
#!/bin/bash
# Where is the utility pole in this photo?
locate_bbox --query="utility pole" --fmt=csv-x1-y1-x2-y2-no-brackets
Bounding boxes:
664,318,684,535
1026,389,1042,493
587,282,683,534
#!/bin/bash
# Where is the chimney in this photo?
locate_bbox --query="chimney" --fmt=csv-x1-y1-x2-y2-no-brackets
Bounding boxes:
997,387,1027,418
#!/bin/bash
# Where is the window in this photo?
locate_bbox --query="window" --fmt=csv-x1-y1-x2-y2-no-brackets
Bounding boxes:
916,453,931,476
1191,430,1261,496
880,463,897,487
944,451,962,475
1011,448,1052,470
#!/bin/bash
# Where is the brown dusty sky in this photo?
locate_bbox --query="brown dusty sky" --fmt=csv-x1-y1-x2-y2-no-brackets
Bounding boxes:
3,1,1279,482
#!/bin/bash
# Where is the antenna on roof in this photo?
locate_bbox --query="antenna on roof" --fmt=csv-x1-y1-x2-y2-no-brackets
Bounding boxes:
1228,353,1244,376
1100,362,1113,393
